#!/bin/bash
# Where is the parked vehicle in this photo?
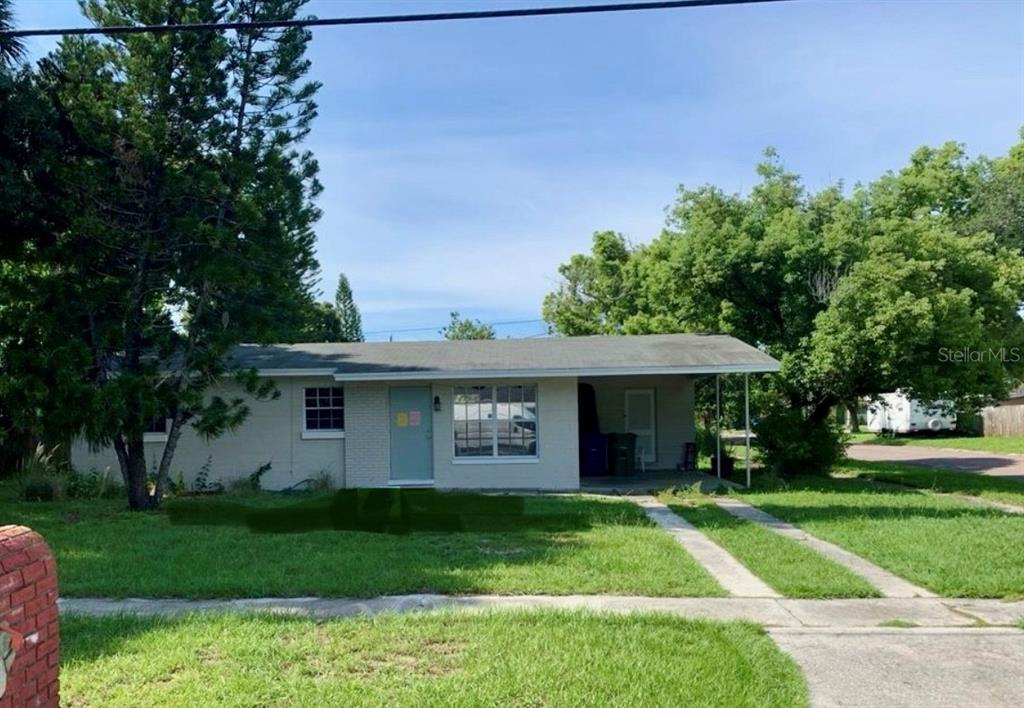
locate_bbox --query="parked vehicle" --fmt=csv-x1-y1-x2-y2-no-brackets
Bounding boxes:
865,392,957,434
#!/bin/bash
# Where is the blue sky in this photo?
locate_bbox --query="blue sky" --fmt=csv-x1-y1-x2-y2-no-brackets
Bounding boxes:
13,0,1024,340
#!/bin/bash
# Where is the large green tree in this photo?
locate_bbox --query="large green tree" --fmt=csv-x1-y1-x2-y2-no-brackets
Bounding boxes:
970,130,1024,258
3,0,323,508
0,0,84,472
544,142,1024,445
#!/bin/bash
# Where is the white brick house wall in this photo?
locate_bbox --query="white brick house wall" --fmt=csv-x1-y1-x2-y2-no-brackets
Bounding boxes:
71,376,346,490
341,383,390,487
430,377,579,491
579,374,695,469
71,373,696,491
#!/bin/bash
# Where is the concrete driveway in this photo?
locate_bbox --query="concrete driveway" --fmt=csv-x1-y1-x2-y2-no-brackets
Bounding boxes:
847,443,1024,481
771,627,1024,708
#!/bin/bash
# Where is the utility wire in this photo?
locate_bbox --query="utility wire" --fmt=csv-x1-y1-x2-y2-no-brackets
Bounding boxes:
2,0,792,38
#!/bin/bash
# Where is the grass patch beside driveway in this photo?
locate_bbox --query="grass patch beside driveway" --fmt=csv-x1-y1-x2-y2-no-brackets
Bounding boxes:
60,610,807,707
738,476,1024,598
0,492,723,598
848,433,1024,455
840,458,1024,508
662,492,879,598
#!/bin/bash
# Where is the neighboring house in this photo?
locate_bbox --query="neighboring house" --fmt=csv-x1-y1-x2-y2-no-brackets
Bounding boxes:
71,333,779,491
1003,386,1024,404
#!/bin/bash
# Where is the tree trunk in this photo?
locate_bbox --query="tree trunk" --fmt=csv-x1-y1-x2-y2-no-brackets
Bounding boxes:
112,435,131,488
846,402,861,432
152,412,187,505
807,397,839,424
115,432,151,510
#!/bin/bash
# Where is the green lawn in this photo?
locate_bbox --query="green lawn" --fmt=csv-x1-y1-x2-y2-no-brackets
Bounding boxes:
663,493,879,598
60,610,807,707
737,476,1024,598
840,458,1024,508
848,432,1024,455
0,491,723,598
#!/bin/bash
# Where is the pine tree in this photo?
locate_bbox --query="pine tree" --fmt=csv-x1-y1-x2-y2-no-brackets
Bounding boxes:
334,274,364,342
8,0,323,508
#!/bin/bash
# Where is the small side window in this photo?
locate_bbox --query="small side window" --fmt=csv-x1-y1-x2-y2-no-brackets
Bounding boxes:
304,387,344,431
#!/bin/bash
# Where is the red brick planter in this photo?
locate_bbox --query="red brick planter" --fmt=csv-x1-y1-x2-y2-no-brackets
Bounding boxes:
0,526,59,707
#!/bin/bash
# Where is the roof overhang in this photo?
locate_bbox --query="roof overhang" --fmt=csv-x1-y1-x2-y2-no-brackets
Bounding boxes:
256,368,338,377
328,362,780,382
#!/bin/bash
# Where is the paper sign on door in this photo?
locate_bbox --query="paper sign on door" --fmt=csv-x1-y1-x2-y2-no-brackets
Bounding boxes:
395,412,408,427
408,410,421,427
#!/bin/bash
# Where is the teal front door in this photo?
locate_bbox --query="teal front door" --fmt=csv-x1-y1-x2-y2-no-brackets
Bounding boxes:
389,386,434,483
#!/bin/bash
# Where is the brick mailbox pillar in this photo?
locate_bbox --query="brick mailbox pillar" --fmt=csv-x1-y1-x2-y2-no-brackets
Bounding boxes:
0,526,59,707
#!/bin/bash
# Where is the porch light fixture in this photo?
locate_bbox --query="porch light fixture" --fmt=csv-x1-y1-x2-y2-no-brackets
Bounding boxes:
433,395,441,412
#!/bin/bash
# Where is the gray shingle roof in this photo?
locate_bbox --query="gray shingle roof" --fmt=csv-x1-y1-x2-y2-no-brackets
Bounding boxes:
231,333,779,381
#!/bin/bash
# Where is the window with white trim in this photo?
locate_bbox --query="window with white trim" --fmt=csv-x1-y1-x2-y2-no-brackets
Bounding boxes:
144,417,168,435
453,384,537,458
304,387,344,431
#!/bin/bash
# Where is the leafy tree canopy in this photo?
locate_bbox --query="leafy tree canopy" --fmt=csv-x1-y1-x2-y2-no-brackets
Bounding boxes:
441,312,496,340
544,141,1024,427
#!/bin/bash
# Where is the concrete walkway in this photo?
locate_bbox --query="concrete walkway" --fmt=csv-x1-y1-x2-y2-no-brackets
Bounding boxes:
771,626,1024,708
848,443,1024,481
712,496,936,598
632,496,781,598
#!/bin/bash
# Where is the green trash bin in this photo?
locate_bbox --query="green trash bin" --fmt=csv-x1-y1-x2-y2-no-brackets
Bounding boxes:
607,433,637,476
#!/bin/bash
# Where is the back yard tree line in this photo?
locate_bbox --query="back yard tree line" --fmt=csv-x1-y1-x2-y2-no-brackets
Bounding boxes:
544,140,1024,473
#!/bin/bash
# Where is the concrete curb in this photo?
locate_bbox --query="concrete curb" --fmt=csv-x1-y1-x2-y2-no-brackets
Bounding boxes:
58,595,1024,630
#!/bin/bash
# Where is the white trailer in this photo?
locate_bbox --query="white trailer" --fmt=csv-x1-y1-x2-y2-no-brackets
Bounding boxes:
866,392,957,434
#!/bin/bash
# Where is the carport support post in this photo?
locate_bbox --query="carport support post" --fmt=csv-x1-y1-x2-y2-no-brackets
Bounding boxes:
744,373,751,488
715,374,721,479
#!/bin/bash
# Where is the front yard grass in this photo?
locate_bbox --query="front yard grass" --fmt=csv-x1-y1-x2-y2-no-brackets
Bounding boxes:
0,491,724,598
848,433,1024,455
60,610,807,707
840,458,1024,508
737,476,1024,598
662,492,879,598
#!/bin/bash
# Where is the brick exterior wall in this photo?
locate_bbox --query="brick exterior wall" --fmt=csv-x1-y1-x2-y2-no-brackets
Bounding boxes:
344,379,584,490
343,383,391,487
71,376,347,490
579,374,695,469
0,526,58,707
432,378,581,490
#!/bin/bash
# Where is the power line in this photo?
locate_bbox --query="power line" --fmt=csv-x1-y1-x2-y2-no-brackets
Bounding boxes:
2,0,792,38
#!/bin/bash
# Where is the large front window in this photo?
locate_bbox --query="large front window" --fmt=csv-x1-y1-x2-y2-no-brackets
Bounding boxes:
453,384,537,458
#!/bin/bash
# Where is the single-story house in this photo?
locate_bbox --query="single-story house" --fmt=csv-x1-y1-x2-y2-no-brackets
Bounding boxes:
71,333,779,491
